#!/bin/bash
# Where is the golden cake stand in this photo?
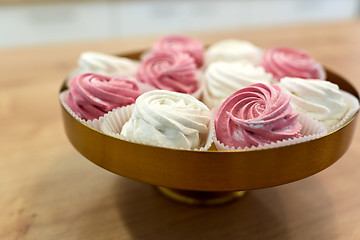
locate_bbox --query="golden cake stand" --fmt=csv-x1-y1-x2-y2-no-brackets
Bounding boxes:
59,51,359,206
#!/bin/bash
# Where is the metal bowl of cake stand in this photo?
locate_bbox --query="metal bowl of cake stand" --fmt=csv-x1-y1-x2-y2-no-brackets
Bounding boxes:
59,50,359,205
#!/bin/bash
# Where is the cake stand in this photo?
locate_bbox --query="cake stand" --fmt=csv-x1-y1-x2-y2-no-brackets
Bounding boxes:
59,50,359,205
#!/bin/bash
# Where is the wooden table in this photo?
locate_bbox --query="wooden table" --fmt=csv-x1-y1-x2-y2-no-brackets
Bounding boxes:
1,19,360,240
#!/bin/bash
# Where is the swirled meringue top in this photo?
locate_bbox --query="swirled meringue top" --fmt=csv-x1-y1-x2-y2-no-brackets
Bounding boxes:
76,51,138,76
205,39,263,66
215,83,301,148
261,47,326,81
152,35,204,67
121,90,211,150
205,61,273,100
66,73,141,120
279,77,347,128
137,52,199,94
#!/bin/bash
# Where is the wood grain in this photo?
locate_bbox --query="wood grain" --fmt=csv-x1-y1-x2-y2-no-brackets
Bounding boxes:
1,19,360,240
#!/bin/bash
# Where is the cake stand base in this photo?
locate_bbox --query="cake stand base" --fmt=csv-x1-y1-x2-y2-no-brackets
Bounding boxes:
156,187,246,206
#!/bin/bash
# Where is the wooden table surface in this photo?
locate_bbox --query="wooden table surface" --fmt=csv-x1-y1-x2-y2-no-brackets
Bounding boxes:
1,19,360,240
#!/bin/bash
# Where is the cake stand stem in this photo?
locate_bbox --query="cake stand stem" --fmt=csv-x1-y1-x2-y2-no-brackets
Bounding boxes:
156,187,246,206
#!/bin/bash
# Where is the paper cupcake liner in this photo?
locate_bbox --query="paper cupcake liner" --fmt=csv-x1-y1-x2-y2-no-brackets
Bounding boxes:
100,106,214,151
297,113,328,136
327,90,360,132
59,91,106,131
197,119,215,151
100,105,135,141
319,65,327,80
213,112,327,151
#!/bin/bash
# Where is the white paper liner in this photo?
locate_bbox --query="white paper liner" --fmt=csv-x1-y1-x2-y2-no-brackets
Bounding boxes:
213,112,327,151
319,65,327,80
59,91,106,131
100,106,214,151
100,105,135,141
327,90,360,132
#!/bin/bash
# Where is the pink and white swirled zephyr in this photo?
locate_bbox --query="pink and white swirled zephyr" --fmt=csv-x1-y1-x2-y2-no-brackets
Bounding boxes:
215,83,302,148
137,52,199,94
261,47,326,81
67,73,141,120
152,35,204,68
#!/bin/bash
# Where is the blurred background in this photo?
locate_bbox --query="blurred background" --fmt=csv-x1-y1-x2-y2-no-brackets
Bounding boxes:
1,0,359,49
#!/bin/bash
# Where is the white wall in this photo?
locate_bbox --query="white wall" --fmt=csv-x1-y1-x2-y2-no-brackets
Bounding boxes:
0,0,359,48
